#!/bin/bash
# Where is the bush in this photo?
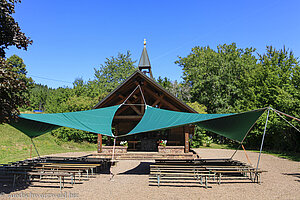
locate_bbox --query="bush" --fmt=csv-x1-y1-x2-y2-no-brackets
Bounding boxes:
51,127,98,143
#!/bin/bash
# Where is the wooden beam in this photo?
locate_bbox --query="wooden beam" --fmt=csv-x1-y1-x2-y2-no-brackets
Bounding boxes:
184,126,189,153
152,99,160,107
143,87,180,111
114,116,143,120
118,94,142,115
117,95,142,115
97,134,102,153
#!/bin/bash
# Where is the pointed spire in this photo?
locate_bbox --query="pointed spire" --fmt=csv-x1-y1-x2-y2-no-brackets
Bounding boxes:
138,39,153,79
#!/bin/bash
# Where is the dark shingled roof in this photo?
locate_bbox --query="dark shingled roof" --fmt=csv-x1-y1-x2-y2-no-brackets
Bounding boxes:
138,45,151,68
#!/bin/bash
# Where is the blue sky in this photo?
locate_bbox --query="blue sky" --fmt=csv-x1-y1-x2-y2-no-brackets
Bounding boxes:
6,0,300,88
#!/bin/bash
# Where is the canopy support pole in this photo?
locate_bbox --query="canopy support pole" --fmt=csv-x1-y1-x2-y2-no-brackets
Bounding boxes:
31,138,40,159
255,108,270,176
110,138,116,181
241,144,252,166
230,144,241,159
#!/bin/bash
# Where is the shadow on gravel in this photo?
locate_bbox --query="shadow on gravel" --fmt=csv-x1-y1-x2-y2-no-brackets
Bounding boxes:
0,180,30,194
282,173,300,182
118,162,153,175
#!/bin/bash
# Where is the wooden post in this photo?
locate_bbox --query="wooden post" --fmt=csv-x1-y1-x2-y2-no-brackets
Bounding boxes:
97,134,102,153
184,126,189,153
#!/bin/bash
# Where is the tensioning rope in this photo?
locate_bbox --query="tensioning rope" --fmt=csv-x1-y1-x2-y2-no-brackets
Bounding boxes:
271,108,300,133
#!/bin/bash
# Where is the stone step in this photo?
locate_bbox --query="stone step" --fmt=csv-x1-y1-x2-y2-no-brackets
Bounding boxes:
87,151,197,160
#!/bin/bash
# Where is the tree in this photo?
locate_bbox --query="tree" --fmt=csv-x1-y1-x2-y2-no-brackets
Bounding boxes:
0,58,29,123
176,43,258,113
0,0,32,123
0,0,32,58
28,84,50,111
177,43,300,152
6,54,33,87
157,76,191,102
93,51,137,94
245,46,300,151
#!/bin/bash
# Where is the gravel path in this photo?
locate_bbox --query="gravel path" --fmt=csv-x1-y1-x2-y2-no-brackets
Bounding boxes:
1,149,299,200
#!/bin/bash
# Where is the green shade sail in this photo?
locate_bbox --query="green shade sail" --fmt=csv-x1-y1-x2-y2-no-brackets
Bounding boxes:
10,104,267,142
10,105,121,138
126,106,266,142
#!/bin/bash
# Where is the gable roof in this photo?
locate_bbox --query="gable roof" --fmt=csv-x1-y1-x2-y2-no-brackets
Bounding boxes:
93,70,197,113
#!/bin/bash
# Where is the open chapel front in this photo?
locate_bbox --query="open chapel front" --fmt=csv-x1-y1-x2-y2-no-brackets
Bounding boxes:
94,41,196,153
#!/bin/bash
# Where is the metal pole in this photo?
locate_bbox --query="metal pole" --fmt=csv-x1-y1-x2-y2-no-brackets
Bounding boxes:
111,138,116,162
31,138,40,158
110,138,116,180
256,108,270,172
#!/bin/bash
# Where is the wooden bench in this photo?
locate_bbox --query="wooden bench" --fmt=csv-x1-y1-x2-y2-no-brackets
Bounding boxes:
210,170,268,184
150,164,215,188
150,171,214,188
8,171,74,190
36,165,98,178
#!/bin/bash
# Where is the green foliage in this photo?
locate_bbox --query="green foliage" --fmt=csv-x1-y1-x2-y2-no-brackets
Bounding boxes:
93,51,137,93
157,76,191,102
190,126,206,148
44,86,98,143
28,84,50,111
177,43,300,152
186,102,207,113
0,124,96,164
0,57,29,123
0,0,32,58
26,51,137,143
51,127,98,143
176,43,258,113
0,0,32,124
244,46,300,152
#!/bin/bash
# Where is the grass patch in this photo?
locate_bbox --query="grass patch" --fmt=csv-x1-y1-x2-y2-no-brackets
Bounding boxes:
200,143,300,162
197,143,232,149
248,150,300,162
0,124,97,164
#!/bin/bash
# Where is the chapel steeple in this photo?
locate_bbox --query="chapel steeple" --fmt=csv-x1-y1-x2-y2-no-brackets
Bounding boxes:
138,39,153,79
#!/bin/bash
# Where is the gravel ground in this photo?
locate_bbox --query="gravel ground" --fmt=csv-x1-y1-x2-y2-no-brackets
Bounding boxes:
1,149,299,200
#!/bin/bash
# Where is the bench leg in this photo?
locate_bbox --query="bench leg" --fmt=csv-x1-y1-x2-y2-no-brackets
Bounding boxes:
218,173,221,185
59,176,62,191
157,175,160,187
205,176,207,189
200,175,203,185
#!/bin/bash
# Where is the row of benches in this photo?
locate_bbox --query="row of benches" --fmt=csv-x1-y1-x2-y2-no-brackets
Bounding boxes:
149,158,267,188
0,156,111,191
